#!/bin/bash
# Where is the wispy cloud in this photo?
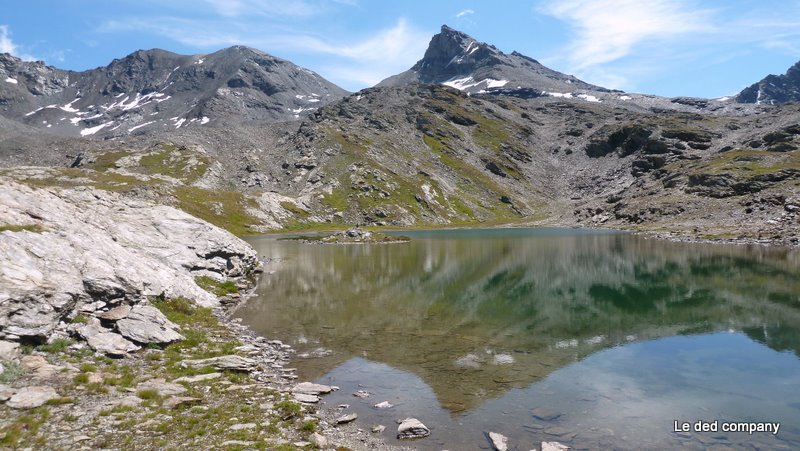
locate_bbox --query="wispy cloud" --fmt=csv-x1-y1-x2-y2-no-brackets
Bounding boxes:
98,17,429,90
540,0,713,70
456,9,475,19
200,0,318,17
0,25,36,60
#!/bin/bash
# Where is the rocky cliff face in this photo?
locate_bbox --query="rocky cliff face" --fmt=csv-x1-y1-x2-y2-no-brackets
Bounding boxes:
378,25,606,95
736,60,800,104
0,47,347,138
0,179,258,344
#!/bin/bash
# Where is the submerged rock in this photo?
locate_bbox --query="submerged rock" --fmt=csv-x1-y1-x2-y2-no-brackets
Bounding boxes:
335,413,358,424
542,441,570,451
397,418,430,439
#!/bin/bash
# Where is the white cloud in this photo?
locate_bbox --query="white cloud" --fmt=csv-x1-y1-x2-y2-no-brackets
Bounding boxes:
201,0,318,17
456,9,475,19
0,25,36,61
540,0,713,69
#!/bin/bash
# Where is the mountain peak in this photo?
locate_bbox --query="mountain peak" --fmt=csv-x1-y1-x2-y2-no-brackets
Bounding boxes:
377,25,605,94
736,59,800,104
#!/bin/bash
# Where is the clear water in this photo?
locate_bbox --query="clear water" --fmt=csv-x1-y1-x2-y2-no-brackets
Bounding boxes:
235,228,800,450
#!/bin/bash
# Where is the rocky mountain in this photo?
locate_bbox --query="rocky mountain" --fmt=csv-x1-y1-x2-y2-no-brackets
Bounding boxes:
736,60,800,104
378,25,607,97
0,46,347,138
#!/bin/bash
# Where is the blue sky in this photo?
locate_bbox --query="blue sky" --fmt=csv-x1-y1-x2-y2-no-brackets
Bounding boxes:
3,0,800,97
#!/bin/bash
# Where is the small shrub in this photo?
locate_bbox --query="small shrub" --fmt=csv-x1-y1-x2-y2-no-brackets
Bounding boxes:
73,373,89,384
300,420,317,432
195,276,239,297
37,338,73,353
137,389,161,401
274,400,302,420
79,363,97,373
0,361,24,383
71,314,89,324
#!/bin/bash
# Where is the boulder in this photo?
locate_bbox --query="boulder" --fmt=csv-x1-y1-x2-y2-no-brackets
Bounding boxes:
116,305,183,344
6,386,58,409
0,181,258,341
136,378,187,397
488,431,508,451
309,432,328,448
0,384,16,401
0,340,20,360
87,330,140,356
293,393,320,403
397,418,430,439
20,355,59,379
335,413,358,424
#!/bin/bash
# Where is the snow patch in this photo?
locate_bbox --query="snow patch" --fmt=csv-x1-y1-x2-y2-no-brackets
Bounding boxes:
577,93,601,103
199,116,210,125
60,98,80,113
619,95,632,101
195,58,205,65
174,118,186,129
5,77,17,84
545,91,574,99
128,121,155,133
80,121,114,136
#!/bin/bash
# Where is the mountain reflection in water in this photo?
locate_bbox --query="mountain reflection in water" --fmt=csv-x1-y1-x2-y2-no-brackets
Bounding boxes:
235,228,800,449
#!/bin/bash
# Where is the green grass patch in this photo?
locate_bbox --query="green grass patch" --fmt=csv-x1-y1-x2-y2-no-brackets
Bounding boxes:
174,186,261,236
152,297,218,328
0,407,50,447
36,338,73,353
279,201,311,218
195,276,239,297
0,224,44,233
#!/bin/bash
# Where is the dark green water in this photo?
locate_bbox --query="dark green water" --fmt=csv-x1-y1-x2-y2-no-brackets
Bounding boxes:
235,228,800,450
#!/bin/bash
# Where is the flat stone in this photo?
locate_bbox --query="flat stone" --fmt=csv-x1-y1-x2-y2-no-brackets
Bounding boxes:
7,386,58,409
181,355,257,372
87,329,139,356
374,401,393,409
293,393,320,403
542,441,570,451
292,382,334,395
372,425,386,433
335,413,358,424
96,304,131,321
229,423,257,431
397,418,430,439
220,441,253,447
173,372,222,384
136,378,187,396
0,340,20,360
117,305,183,344
488,432,508,451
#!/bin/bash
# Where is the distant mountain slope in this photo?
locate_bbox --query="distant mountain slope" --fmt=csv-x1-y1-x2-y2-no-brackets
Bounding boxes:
736,60,800,104
0,47,348,138
378,25,608,96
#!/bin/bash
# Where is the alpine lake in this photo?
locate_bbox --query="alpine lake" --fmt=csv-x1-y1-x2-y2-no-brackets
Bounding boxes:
234,228,800,450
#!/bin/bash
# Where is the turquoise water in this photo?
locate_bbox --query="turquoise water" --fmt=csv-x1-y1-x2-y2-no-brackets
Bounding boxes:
236,228,800,450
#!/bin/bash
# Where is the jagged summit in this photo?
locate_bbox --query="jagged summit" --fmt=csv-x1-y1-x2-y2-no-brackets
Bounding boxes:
736,60,800,105
378,24,606,95
0,46,348,138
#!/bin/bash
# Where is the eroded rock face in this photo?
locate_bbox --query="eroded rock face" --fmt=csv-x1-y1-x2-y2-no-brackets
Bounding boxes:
0,180,258,341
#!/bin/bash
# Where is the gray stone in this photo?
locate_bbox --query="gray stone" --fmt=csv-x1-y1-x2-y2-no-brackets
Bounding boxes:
309,432,328,448
20,355,59,378
335,413,358,424
488,431,508,451
86,328,139,356
397,418,430,439
374,400,393,409
291,381,333,395
0,181,258,341
0,340,20,360
181,355,257,372
173,372,222,384
293,393,320,403
6,386,58,409
371,425,386,433
542,442,570,451
96,304,131,321
117,305,183,344
353,390,370,398
115,396,142,408
229,423,257,431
